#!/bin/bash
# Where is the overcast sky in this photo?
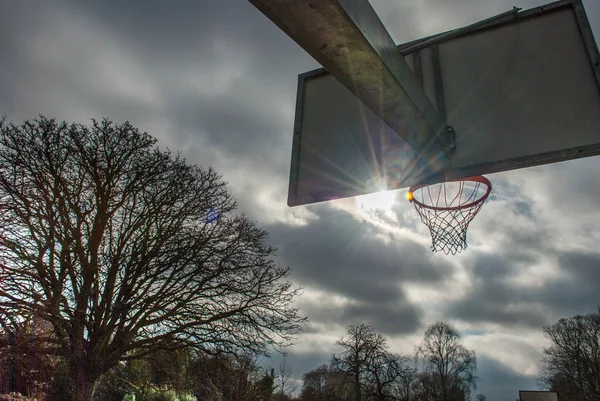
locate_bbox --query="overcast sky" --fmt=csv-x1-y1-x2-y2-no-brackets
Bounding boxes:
1,1,599,400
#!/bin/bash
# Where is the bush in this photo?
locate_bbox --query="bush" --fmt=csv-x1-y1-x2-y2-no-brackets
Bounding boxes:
141,389,196,401
94,369,130,401
145,390,177,401
0,393,36,401
47,369,73,401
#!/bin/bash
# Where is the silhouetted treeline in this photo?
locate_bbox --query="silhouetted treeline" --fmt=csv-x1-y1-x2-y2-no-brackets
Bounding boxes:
300,322,478,401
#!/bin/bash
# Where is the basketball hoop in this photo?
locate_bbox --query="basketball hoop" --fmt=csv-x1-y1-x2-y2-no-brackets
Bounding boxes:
408,176,492,255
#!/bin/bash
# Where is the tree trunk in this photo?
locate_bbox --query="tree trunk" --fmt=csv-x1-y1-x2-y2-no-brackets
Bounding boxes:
354,381,361,401
353,367,361,401
72,367,98,401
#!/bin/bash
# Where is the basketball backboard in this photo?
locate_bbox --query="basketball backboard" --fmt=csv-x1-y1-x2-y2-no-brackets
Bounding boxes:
519,390,559,401
251,0,600,207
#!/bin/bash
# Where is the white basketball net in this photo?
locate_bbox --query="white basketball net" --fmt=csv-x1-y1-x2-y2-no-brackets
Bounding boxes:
409,177,491,255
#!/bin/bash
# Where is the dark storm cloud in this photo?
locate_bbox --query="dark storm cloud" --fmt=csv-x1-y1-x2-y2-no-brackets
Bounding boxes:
541,251,600,316
164,88,289,167
445,249,600,329
0,0,313,135
76,3,314,101
445,252,551,329
270,207,454,290
475,357,538,401
341,302,421,336
298,292,422,337
448,293,551,330
75,0,300,64
0,1,169,123
267,206,456,335
74,0,316,110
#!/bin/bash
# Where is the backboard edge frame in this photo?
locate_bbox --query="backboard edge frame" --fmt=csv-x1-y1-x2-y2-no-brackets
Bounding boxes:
447,143,600,180
572,0,600,93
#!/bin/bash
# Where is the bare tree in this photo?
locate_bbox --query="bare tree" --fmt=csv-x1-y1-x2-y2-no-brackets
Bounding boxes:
391,362,419,401
474,394,486,401
300,365,328,401
331,323,413,401
301,364,353,401
0,117,306,401
365,351,413,401
331,324,385,401
540,308,600,401
276,354,298,400
417,321,476,401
